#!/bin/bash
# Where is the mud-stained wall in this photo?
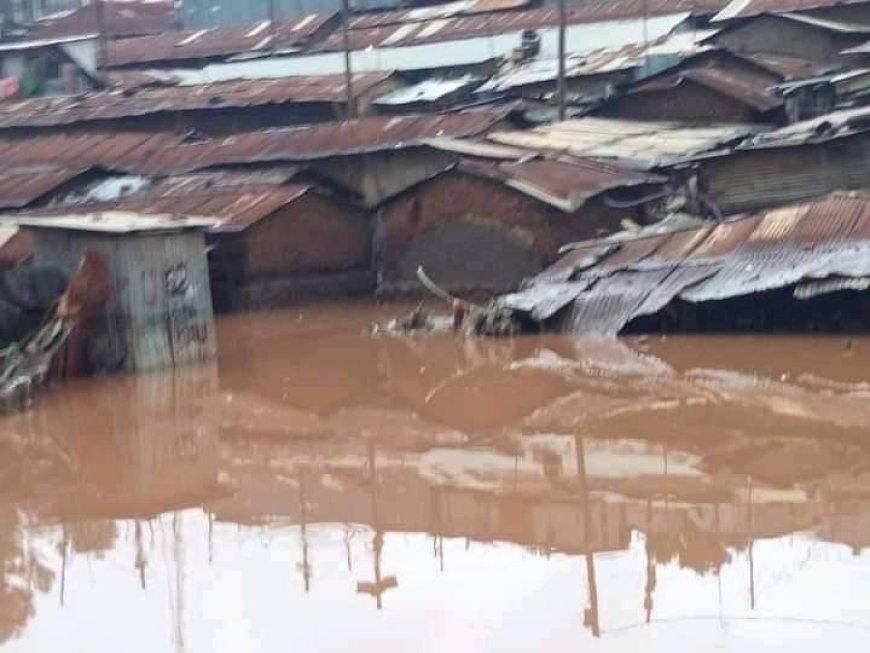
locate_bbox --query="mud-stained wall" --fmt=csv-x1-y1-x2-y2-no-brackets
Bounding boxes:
376,171,631,294
242,193,371,279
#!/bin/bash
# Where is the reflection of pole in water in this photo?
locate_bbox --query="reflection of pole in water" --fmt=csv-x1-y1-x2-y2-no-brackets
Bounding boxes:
357,441,398,609
58,524,69,606
644,499,656,625
135,520,147,590
298,472,311,593
575,436,600,638
748,476,755,612
172,512,186,653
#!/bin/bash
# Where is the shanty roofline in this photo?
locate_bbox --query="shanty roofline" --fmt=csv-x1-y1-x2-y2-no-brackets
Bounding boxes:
0,34,98,52
0,110,509,174
501,191,870,333
706,10,870,33
106,13,337,67
843,38,870,53
3,211,218,234
348,0,534,29
628,66,783,111
456,157,666,212
138,110,512,174
0,165,94,209
34,1,176,39
20,175,316,232
487,117,766,169
0,72,397,130
734,104,870,149
349,0,725,30
313,6,697,52
374,76,483,105
713,0,870,21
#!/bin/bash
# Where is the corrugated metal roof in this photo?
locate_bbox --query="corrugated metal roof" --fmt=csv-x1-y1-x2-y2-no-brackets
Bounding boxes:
139,110,510,173
477,42,653,94
735,104,870,149
106,14,335,67
776,11,870,33
3,211,217,233
0,72,396,129
349,0,534,29
629,66,783,111
170,12,691,81
739,52,837,79
374,75,482,105
714,0,870,21
422,136,530,159
0,34,97,52
0,166,92,209
457,156,664,211
315,4,704,51
34,1,175,39
488,117,764,168
0,132,179,173
843,38,870,54
501,191,870,334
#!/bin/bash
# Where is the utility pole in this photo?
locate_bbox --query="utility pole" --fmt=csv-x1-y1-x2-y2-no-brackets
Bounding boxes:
94,0,108,78
556,0,567,121
340,0,356,119
268,0,278,54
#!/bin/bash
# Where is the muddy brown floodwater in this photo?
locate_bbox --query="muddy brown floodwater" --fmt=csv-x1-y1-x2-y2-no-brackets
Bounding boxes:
1,300,870,652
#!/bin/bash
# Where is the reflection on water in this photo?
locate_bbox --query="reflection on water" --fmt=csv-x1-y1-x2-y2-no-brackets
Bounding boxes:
1,301,870,651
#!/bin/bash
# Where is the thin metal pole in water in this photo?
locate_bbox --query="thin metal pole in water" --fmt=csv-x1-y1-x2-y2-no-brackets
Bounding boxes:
557,0,567,121
341,0,356,119
268,0,278,54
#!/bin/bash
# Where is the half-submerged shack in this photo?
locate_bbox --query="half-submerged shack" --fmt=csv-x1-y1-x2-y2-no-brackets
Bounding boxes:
13,212,217,372
499,191,870,335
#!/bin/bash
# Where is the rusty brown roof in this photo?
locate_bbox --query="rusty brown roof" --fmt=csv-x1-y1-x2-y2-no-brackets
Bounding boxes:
714,0,870,21
139,110,511,173
34,1,175,39
502,191,870,334
106,14,336,67
20,171,315,231
0,72,397,130
0,132,178,172
0,165,93,209
317,0,724,51
457,157,664,211
630,66,783,111
738,52,837,79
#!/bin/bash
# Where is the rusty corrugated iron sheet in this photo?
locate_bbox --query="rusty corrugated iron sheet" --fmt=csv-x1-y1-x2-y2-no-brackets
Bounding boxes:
0,132,179,172
316,0,722,52
34,1,175,39
139,110,510,173
629,66,783,111
488,117,764,168
732,104,870,150
501,191,870,334
457,156,664,211
106,14,336,67
714,0,870,21
20,171,313,231
0,166,92,209
0,72,397,129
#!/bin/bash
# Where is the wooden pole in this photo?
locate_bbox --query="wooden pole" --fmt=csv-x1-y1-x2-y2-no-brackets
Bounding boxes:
557,0,567,121
341,0,356,119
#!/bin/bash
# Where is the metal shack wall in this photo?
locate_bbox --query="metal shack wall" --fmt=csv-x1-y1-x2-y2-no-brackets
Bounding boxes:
32,230,216,372
699,134,870,215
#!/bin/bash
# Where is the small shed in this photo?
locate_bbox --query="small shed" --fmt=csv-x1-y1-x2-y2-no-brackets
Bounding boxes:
9,212,217,372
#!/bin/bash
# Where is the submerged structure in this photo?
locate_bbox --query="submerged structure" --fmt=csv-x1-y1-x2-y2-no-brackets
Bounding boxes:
500,191,870,335
13,211,217,372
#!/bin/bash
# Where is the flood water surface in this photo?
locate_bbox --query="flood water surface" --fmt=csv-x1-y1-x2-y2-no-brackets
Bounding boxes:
2,301,870,652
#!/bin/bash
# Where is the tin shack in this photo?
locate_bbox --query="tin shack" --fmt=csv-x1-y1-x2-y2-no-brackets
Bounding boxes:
13,212,217,372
